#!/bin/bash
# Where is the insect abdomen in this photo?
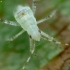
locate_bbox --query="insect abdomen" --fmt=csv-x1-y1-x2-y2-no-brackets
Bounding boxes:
14,5,41,41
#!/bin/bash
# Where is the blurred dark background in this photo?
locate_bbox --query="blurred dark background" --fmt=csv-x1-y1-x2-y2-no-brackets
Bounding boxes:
0,0,70,70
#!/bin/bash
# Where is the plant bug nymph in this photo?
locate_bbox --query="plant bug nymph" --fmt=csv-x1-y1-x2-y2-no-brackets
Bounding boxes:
0,0,69,70
14,5,41,41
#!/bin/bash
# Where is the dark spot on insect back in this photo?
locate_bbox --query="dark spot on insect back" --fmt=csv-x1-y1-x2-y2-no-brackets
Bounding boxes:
21,13,25,16
38,30,41,33
29,35,32,39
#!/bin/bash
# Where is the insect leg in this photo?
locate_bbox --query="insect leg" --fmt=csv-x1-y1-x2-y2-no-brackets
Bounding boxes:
32,0,40,15
40,31,69,46
37,10,56,24
22,38,35,70
0,18,19,26
6,30,25,41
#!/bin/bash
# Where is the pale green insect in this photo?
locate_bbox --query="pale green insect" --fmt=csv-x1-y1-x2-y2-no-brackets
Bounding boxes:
14,5,41,41
0,0,69,70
